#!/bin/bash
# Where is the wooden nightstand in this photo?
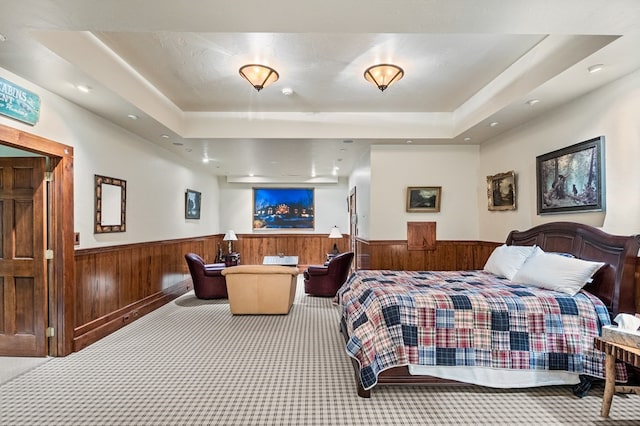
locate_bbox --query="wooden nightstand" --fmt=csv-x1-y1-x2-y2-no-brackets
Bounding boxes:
594,337,640,417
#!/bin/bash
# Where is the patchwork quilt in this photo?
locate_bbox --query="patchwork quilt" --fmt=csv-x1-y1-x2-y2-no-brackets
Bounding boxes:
336,270,616,390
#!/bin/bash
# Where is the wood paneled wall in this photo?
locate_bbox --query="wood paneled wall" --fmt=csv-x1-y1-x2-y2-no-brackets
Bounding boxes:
72,233,349,351
232,233,350,266
356,238,501,271
73,235,221,350
72,233,640,353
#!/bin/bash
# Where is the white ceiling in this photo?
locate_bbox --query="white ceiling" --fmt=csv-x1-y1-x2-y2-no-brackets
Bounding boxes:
1,0,640,181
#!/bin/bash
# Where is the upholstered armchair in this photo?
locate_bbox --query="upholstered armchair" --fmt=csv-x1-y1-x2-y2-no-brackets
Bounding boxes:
303,251,354,297
221,265,299,315
184,253,228,299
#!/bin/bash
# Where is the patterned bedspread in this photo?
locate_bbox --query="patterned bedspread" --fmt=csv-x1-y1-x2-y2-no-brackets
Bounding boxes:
336,270,614,390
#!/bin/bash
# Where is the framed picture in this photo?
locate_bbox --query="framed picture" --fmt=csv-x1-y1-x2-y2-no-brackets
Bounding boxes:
185,189,201,219
536,136,605,214
253,187,314,229
406,186,441,212
487,171,516,211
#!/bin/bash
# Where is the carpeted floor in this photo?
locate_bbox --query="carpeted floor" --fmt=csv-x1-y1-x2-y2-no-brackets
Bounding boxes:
1,279,639,425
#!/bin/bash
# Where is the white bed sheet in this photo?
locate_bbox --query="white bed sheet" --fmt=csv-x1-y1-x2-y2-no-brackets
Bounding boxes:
407,364,580,388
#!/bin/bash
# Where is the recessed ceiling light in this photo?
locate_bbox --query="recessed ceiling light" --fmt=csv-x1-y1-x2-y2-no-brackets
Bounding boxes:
127,114,138,120
526,99,540,106
76,85,91,93
489,121,499,127
464,137,471,141
202,157,209,163
588,64,604,73
406,140,413,144
281,87,294,96
161,134,169,139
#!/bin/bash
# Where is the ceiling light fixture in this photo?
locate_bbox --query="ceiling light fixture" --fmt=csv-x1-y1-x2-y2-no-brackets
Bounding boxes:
489,121,499,127
526,99,540,106
588,64,604,74
77,85,91,93
127,114,138,120
281,87,293,96
364,64,404,92
239,64,279,92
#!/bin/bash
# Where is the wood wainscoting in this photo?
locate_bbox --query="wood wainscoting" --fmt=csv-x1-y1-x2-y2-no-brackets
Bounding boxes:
232,233,350,267
73,236,221,351
355,238,501,271
72,233,349,351
72,233,640,353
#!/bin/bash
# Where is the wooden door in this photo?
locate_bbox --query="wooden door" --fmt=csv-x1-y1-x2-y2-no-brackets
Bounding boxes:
349,187,357,270
0,157,47,356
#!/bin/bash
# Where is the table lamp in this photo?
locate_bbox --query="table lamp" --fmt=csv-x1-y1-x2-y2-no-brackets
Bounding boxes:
223,230,238,254
328,226,343,255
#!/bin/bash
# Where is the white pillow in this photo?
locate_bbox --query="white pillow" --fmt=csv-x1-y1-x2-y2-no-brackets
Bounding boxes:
483,244,537,280
511,250,606,296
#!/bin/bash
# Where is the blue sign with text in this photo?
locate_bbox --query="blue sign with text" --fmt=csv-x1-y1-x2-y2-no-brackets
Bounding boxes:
0,76,40,125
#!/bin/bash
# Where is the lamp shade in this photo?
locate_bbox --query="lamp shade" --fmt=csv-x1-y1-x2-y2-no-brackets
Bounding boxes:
364,64,404,92
223,230,238,241
328,226,342,239
239,64,279,91
328,226,342,255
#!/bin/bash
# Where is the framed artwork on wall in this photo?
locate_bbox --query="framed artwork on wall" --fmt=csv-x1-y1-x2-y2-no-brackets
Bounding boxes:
94,174,126,233
406,186,441,212
253,187,315,229
185,189,201,219
487,171,516,211
536,136,605,214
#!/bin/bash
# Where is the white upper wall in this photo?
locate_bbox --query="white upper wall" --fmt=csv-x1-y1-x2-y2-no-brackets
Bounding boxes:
4,62,639,248
217,178,350,236
479,68,640,241
368,145,480,241
0,66,220,249
347,150,372,240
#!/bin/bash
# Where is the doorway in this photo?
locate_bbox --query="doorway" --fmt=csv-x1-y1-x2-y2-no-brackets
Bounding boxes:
348,187,357,270
0,157,47,356
0,123,75,356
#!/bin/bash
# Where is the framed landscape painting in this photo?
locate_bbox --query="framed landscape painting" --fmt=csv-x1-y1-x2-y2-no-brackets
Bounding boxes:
487,171,516,211
253,187,315,229
185,189,201,219
536,136,605,214
406,186,441,212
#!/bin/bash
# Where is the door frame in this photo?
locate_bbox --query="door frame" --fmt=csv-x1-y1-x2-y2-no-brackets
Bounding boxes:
0,123,75,356
349,187,357,270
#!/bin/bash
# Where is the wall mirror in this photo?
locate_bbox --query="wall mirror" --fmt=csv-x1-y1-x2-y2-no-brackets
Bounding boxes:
95,174,126,233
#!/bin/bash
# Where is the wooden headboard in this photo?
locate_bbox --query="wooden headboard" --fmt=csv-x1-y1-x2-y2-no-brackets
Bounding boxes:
506,222,640,317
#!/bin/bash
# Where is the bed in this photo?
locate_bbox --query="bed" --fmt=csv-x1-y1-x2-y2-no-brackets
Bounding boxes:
336,222,640,398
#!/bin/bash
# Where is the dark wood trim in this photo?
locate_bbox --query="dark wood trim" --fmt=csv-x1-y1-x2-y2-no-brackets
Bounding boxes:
0,123,75,356
74,235,220,256
356,237,500,271
73,279,191,352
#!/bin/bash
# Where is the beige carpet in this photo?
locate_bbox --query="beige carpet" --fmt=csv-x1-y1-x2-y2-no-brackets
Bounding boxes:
1,279,639,425
0,356,50,385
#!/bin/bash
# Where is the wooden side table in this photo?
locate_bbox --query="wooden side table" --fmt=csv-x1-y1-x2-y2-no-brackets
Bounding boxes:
594,337,640,417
